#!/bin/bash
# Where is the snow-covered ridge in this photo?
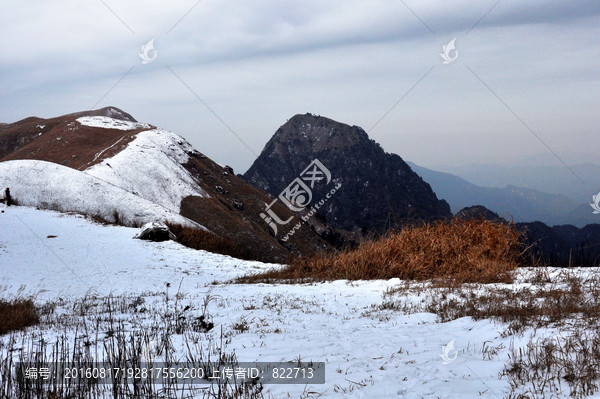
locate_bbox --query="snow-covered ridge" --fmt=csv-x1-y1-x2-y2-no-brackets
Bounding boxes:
0,160,202,228
85,128,210,212
0,116,210,228
76,116,150,131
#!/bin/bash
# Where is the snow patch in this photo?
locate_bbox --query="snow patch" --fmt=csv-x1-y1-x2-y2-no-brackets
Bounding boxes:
76,116,150,131
0,160,204,228
85,129,209,212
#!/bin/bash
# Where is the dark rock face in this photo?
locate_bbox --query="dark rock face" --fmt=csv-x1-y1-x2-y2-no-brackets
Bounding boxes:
244,113,452,232
519,223,600,267
454,205,503,222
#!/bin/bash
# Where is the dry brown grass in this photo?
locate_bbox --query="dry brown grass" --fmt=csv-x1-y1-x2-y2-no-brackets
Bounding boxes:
240,219,523,284
411,269,600,334
166,223,261,262
0,294,264,399
0,299,39,335
374,270,600,397
502,326,600,398
429,276,599,330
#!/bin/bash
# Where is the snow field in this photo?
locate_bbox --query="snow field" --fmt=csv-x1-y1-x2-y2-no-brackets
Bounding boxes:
2,206,592,398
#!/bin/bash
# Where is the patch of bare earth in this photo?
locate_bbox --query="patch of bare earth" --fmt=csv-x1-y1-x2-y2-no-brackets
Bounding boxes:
0,115,150,169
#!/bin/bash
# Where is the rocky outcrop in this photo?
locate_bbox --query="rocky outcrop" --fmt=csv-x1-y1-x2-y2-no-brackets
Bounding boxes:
244,113,451,233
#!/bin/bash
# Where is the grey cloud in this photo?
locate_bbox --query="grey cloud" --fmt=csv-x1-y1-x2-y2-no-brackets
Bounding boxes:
0,0,599,173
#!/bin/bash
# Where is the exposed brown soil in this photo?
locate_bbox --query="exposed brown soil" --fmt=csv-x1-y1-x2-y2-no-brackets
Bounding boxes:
180,152,334,263
0,112,150,169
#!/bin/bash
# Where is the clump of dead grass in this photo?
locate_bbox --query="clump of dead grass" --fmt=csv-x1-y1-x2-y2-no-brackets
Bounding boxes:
503,328,600,398
166,223,261,262
241,219,524,284
424,269,600,332
0,298,39,335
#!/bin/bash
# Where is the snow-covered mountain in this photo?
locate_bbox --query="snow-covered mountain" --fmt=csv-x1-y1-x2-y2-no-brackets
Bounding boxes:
83,120,210,213
0,107,334,262
0,114,207,227
0,159,196,227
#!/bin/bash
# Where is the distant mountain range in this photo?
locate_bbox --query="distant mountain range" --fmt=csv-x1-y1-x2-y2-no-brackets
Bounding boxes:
439,162,600,205
243,113,451,233
408,162,598,227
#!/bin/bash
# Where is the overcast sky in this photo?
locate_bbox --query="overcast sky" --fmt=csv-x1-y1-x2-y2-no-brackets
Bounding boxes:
1,0,599,173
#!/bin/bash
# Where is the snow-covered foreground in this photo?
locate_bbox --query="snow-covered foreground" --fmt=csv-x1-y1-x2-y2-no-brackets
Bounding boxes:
0,206,597,398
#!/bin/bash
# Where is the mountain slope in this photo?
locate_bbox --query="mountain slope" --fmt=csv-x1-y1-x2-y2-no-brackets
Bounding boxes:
0,159,195,227
85,124,209,213
408,162,596,226
0,108,334,262
244,113,451,232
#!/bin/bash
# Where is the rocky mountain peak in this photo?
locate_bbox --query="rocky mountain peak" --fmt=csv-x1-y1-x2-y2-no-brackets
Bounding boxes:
244,114,452,233
266,113,372,156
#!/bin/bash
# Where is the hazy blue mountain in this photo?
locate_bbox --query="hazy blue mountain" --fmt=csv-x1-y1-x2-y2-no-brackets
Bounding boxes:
408,162,599,227
437,162,600,204
513,152,600,167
